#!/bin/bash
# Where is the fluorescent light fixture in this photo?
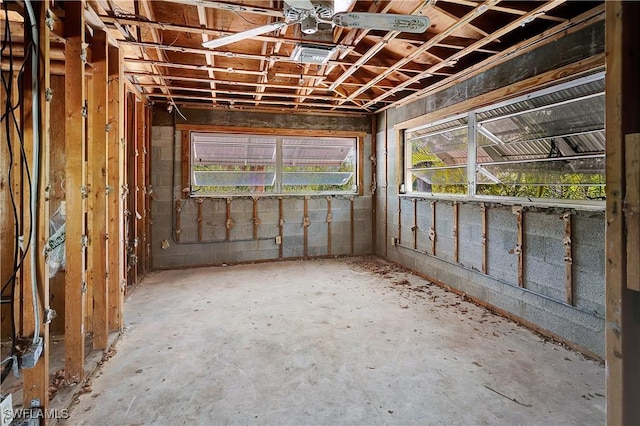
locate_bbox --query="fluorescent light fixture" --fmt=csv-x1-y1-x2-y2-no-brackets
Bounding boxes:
290,44,337,65
202,21,289,49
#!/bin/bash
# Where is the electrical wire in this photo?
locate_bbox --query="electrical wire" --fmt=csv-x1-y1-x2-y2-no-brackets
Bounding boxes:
24,0,43,347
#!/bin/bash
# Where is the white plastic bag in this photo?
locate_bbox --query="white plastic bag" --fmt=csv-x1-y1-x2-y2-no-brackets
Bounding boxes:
44,205,66,277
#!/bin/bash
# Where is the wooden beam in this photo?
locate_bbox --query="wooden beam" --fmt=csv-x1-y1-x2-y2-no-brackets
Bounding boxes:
89,30,109,350
412,199,418,250
21,0,51,411
145,93,366,111
326,196,332,256
513,206,524,288
337,0,497,105
64,0,86,384
430,201,437,256
303,196,309,257
107,45,124,331
181,131,190,199
480,203,487,274
605,2,640,423
132,99,144,283
160,0,283,18
278,197,284,259
84,74,94,336
561,212,573,305
175,124,366,139
625,133,640,292
389,4,604,111
453,202,459,263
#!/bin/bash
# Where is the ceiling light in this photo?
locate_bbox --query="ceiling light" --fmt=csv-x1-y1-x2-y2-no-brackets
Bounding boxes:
290,44,337,65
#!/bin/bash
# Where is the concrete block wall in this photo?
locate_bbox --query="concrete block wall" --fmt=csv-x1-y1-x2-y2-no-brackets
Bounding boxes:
374,21,606,358
151,109,373,269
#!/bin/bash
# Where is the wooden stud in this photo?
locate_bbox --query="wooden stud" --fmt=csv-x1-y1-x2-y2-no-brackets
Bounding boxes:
88,29,109,350
303,196,309,257
107,45,124,331
134,100,145,282
64,0,87,384
21,0,51,410
181,131,190,199
371,117,377,254
326,196,332,256
561,212,573,305
85,74,94,336
278,197,284,259
397,198,402,245
0,56,15,340
430,201,437,256
411,199,418,249
513,206,525,288
252,197,259,240
197,198,203,242
384,111,388,257
453,202,459,263
480,203,487,274
624,133,640,292
225,198,233,241
144,104,152,274
350,197,355,255
175,200,182,242
605,2,640,422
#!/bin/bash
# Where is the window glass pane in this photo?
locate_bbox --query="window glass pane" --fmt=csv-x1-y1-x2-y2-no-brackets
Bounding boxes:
404,74,605,203
281,137,356,193
476,156,605,200
480,94,604,145
191,133,276,195
190,133,357,195
408,118,468,195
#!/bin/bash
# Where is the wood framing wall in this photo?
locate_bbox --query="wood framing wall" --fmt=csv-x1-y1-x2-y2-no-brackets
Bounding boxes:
0,1,142,418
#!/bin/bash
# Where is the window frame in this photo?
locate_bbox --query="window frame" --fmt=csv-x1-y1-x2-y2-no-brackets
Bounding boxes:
178,125,365,198
402,72,606,210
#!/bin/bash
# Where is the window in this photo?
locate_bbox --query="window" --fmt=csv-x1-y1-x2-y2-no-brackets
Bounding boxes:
190,132,357,196
405,72,605,203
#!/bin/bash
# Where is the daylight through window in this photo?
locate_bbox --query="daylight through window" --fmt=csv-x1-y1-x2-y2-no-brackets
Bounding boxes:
405,72,605,204
191,132,357,195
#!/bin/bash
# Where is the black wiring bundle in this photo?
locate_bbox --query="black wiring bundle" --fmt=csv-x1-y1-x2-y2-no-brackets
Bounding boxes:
1,1,35,384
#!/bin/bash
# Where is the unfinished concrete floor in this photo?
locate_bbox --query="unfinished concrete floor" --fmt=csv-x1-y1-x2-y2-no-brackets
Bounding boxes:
64,257,604,425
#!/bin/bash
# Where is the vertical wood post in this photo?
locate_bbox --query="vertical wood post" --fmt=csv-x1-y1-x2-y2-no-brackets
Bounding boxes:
513,206,524,288
106,45,124,331
350,197,355,255
561,212,573,306
278,197,284,259
89,29,109,349
481,203,487,274
21,0,51,410
175,200,182,242
64,0,87,384
225,198,232,241
135,101,146,276
605,2,640,424
252,197,259,240
303,196,309,257
412,198,418,249
197,199,203,242
453,202,459,263
326,196,332,256
429,201,437,256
